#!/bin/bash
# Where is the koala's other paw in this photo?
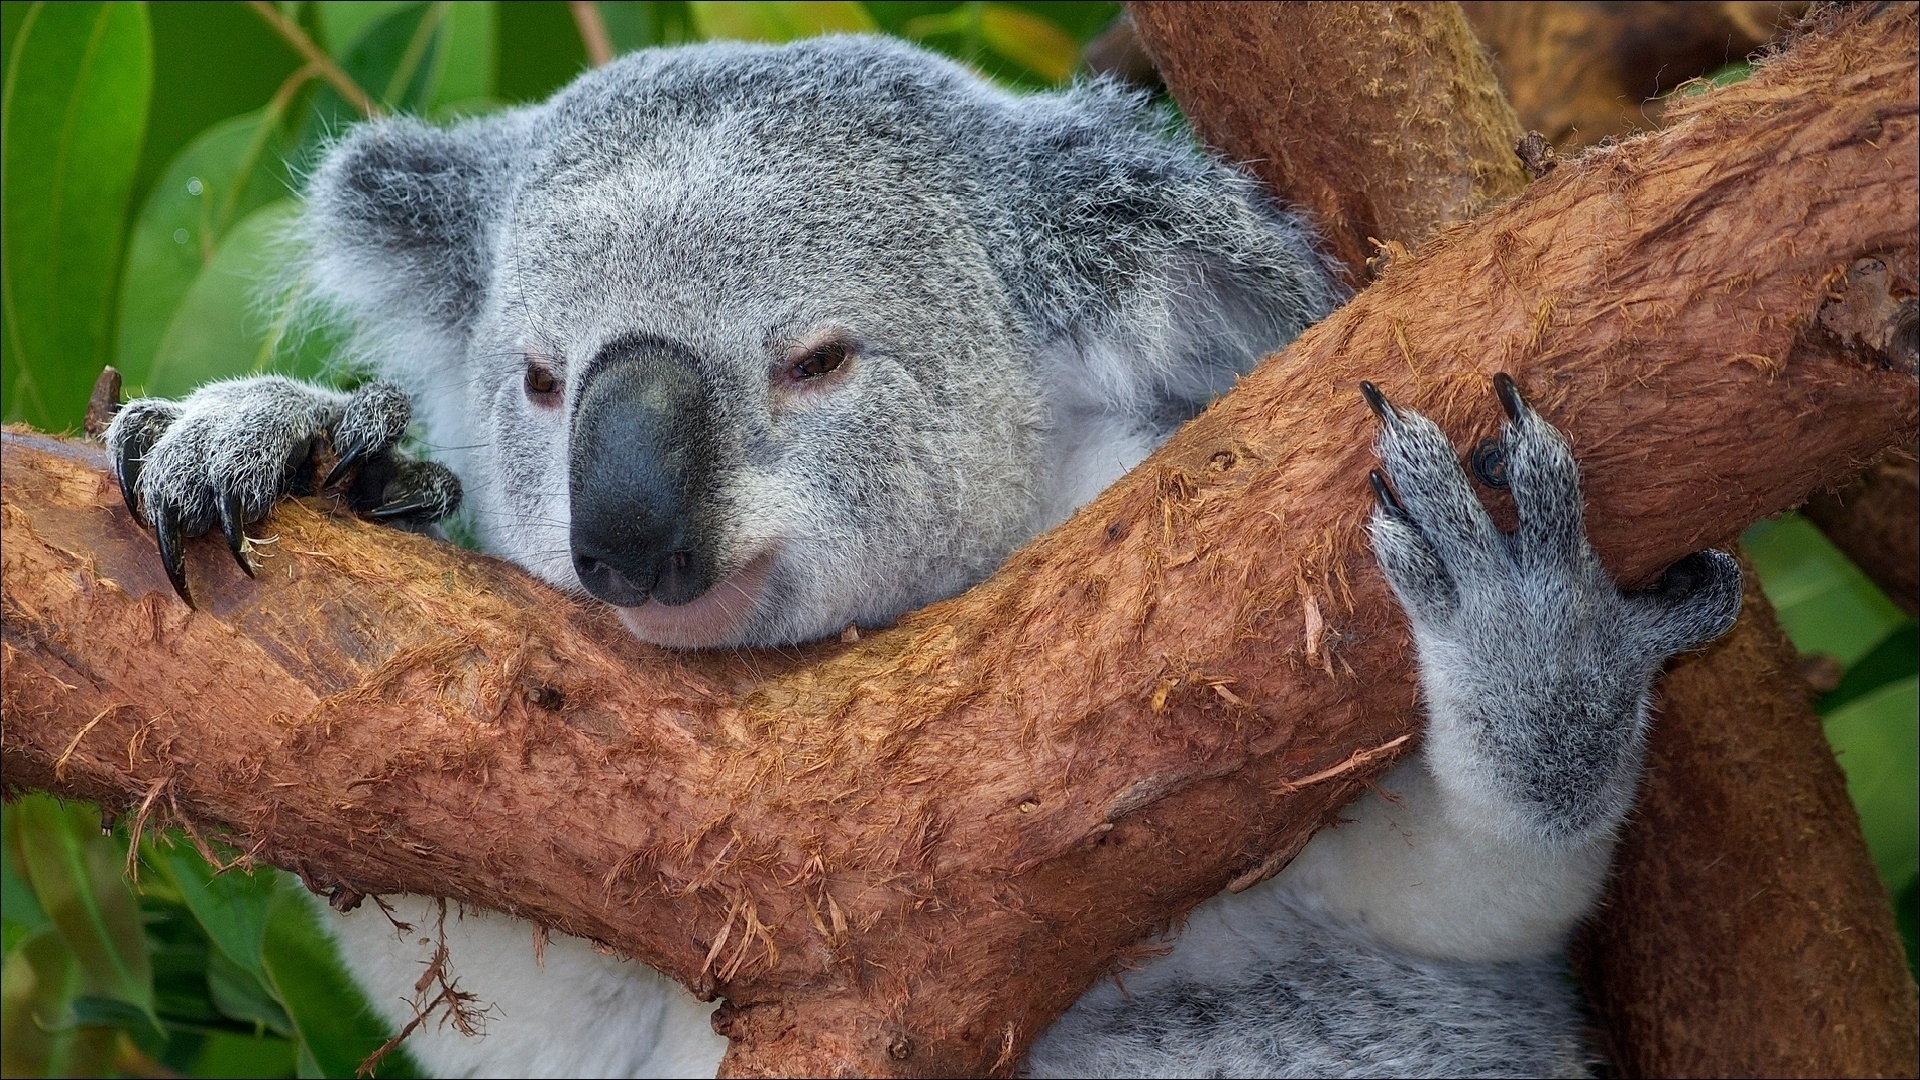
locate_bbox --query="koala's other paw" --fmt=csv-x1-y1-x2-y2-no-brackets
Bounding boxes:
1361,374,1740,670
105,377,459,604
1351,378,1743,653
1361,375,1741,838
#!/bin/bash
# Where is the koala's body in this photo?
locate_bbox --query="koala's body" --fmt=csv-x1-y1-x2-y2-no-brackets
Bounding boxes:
106,35,1741,1079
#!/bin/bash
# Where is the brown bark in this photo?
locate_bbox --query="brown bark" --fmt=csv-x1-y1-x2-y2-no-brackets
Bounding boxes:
5,5,1918,1077
1463,0,1920,621
1804,448,1920,616
1461,2,1811,150
1128,2,1529,279
1575,559,1920,1077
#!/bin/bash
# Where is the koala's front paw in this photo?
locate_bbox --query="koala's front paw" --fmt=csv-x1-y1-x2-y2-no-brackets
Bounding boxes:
1360,375,1741,837
106,377,461,604
1361,375,1741,661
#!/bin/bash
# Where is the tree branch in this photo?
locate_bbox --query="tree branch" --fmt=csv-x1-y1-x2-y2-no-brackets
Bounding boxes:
4,4,1916,1076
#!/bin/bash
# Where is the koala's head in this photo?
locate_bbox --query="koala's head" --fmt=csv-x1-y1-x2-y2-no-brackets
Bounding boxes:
302,36,1336,648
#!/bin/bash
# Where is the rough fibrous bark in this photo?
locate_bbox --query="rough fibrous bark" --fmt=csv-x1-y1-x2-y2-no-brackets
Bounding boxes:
1575,558,1920,1077
5,5,1918,1077
1129,2,1529,279
1463,0,1920,627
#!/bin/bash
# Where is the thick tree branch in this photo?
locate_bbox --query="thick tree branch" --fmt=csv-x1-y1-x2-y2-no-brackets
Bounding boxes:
1130,2,1529,278
4,5,1917,1076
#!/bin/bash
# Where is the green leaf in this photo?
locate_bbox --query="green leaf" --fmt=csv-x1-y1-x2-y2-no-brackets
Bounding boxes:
260,876,420,1079
600,0,699,52
313,1,415,56
190,1028,299,1079
688,1,876,42
207,948,294,1037
3,803,52,956
1,0,154,430
2,925,121,1078
116,106,296,390
1824,676,1920,893
136,1,305,218
142,199,342,400
431,0,496,107
1742,514,1907,666
977,3,1080,83
1821,620,1920,714
9,796,155,1027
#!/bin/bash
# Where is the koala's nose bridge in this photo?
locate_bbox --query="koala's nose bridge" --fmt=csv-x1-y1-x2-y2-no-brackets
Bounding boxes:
568,340,719,607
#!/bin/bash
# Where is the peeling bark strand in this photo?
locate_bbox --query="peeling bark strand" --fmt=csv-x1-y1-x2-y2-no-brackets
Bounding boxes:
4,6,1918,1076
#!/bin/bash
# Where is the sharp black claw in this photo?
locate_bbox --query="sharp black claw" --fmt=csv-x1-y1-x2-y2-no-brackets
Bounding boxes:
1369,469,1409,519
1493,373,1525,422
322,447,365,490
114,441,144,518
1360,381,1399,425
155,504,194,608
365,501,431,522
218,492,254,578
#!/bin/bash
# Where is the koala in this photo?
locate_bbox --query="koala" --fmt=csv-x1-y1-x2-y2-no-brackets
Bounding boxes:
104,34,1741,1079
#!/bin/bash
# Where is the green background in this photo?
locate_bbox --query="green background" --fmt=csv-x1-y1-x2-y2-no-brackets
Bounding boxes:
2,3,1913,1076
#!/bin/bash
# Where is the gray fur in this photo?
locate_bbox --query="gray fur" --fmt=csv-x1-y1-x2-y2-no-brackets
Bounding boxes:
1022,893,1589,1079
101,34,1741,1079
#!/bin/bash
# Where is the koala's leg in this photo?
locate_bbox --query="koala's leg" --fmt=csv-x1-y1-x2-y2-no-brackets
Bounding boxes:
320,896,727,1079
104,376,461,603
1273,376,1742,962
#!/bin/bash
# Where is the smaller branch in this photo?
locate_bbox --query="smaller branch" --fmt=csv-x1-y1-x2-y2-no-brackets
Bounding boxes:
1802,449,1920,616
247,0,380,118
569,1,615,67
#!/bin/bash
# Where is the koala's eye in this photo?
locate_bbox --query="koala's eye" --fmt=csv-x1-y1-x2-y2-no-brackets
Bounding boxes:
524,360,562,405
791,339,850,380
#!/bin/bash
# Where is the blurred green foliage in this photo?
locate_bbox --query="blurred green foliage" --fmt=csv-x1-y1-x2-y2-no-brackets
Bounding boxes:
0,3,1912,1076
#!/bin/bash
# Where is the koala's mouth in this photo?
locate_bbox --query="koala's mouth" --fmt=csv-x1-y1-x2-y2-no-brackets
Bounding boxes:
611,549,776,648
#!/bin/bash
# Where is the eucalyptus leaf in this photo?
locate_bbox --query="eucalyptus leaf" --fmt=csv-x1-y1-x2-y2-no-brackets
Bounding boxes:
10,795,155,1026
1824,676,1920,892
261,877,419,1079
116,106,296,391
688,1,876,42
1,925,120,1078
1742,514,1908,667
153,840,278,984
189,1028,299,1078
207,948,294,1037
977,4,1080,83
143,199,342,400
313,1,415,57
432,0,496,106
1,0,153,430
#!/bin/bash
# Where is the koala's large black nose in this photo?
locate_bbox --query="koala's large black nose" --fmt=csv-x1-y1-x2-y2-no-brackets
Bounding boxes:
568,337,720,608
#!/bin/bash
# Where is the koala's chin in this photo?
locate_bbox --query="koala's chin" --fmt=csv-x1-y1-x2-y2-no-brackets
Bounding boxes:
602,549,781,650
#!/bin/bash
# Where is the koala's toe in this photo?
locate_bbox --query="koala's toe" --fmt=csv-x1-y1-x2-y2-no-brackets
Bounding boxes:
1367,498,1458,626
1496,380,1589,574
1630,549,1743,656
1366,386,1503,578
105,399,182,517
327,381,413,485
354,456,463,527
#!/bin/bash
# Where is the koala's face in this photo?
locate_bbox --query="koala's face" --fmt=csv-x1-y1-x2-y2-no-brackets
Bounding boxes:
306,37,1336,650
464,123,1044,648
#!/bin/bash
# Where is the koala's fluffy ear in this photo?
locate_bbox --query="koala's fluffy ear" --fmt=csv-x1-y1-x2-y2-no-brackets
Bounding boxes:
990,81,1343,419
302,112,525,335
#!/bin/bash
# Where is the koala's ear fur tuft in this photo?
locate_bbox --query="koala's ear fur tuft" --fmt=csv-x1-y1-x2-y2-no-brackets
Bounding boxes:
988,80,1343,421
302,112,524,334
